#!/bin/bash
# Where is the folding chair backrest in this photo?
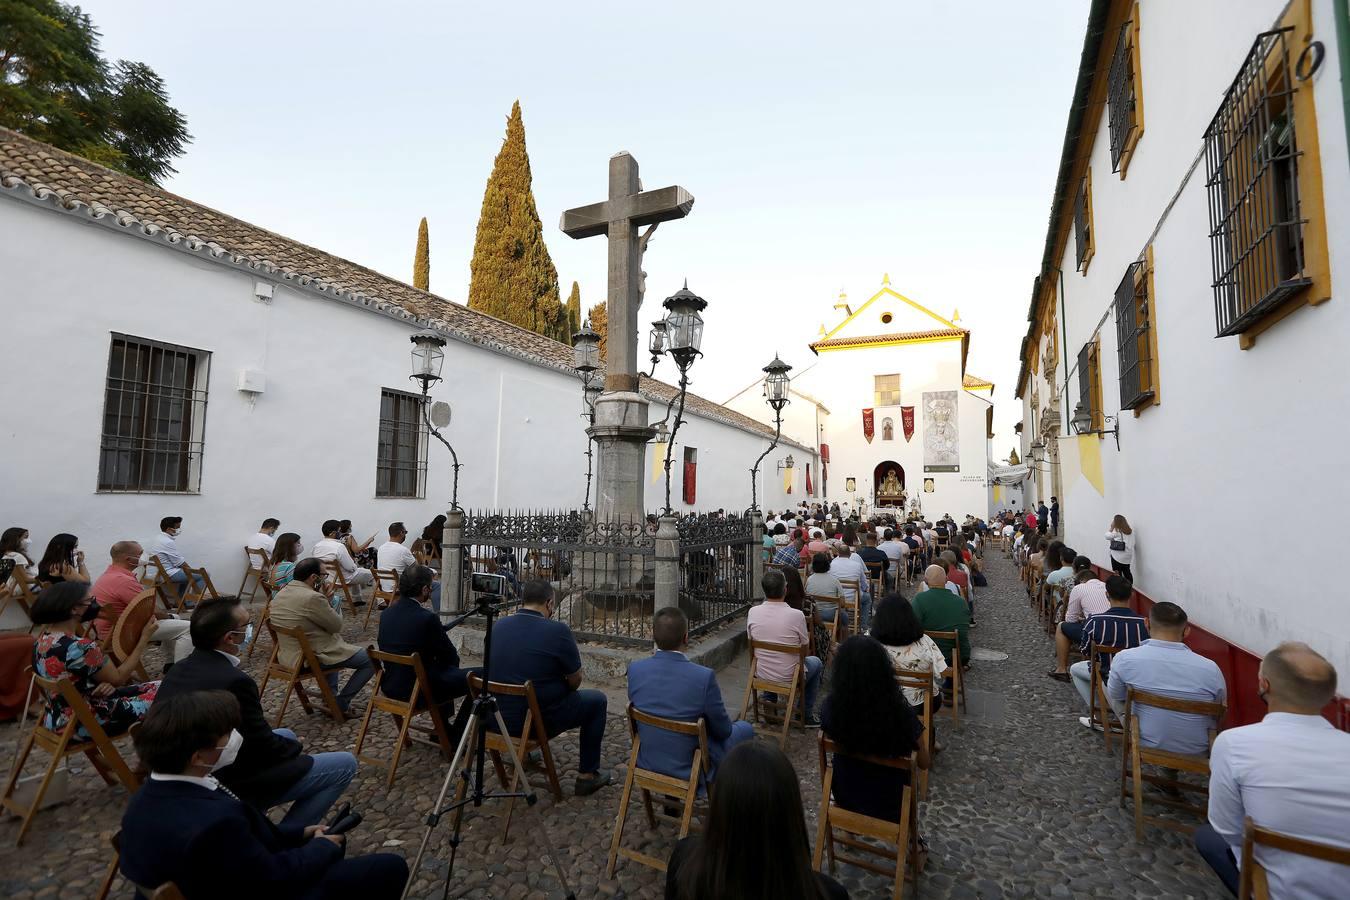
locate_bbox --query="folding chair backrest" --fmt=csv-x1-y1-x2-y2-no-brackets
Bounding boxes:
1239,816,1350,900
270,622,325,674
110,590,158,664
467,672,545,739
34,672,117,743
246,546,271,572
372,569,399,601
627,704,711,788
1125,686,1227,726
748,637,807,685
367,646,430,706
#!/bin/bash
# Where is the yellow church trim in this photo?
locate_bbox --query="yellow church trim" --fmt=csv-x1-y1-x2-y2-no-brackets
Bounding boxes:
812,333,965,353
819,285,960,342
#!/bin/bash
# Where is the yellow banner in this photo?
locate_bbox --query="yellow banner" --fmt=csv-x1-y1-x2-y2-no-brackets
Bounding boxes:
783,466,795,494
652,442,669,483
1077,434,1104,496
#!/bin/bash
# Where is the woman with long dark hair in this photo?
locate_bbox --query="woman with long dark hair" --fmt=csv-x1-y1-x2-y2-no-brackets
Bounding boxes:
821,635,930,825
2,526,36,580
37,533,90,585
421,515,447,554
666,741,847,899
870,594,948,730
1105,514,1135,581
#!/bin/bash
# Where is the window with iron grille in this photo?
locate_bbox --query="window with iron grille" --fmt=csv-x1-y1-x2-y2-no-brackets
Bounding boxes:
1203,27,1310,338
1107,17,1143,173
376,388,428,498
1077,340,1103,432
873,374,901,407
98,334,210,493
1074,170,1094,271
1115,261,1155,410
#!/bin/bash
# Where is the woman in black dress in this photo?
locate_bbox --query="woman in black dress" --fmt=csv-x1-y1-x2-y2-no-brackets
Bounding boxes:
666,741,848,899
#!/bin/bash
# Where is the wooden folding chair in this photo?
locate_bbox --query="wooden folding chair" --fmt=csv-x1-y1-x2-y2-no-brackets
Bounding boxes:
364,568,399,630
864,561,885,599
1,567,40,630
1119,687,1226,839
1,672,143,845
1238,815,1350,899
893,666,940,799
139,555,176,613
924,630,966,725
108,589,158,681
606,704,710,877
814,734,922,900
321,559,361,615
1045,584,1071,636
837,579,861,640
1086,642,1126,752
417,539,441,564
236,547,272,604
353,648,456,786
461,673,564,842
737,638,808,748
809,594,842,648
257,622,346,726
96,829,187,900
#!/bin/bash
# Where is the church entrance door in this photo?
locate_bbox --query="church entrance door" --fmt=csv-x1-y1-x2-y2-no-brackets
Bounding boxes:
874,461,906,509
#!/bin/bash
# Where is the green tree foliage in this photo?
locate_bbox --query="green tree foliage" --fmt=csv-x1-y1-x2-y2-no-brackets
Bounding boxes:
0,1,191,183
588,300,608,362
564,281,582,339
467,100,566,340
413,217,430,291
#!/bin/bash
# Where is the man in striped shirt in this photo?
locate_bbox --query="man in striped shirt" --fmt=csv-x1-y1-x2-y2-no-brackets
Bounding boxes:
1070,575,1148,726
772,533,804,568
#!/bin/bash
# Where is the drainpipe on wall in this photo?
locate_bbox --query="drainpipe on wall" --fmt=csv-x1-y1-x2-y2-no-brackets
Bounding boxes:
1058,265,1071,436
1336,0,1350,163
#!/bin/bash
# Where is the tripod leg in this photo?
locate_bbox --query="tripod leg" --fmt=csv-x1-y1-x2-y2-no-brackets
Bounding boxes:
487,706,578,900
401,707,482,900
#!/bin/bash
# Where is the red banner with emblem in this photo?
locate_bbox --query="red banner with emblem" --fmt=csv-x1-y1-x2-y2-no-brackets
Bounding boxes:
901,406,915,442
806,463,814,495
862,408,874,444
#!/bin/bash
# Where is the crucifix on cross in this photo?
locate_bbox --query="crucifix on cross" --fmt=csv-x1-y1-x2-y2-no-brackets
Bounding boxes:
560,152,694,392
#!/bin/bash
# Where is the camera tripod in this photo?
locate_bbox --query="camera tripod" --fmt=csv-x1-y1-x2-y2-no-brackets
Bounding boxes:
402,592,577,900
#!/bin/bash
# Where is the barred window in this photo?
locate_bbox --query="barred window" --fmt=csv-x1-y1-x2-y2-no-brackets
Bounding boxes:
376,388,428,498
98,335,210,493
1115,260,1156,410
873,374,901,407
1074,169,1094,272
1107,15,1144,174
1203,27,1310,338
1077,339,1103,432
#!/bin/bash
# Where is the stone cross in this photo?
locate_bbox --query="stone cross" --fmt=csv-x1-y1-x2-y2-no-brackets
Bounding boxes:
560,152,694,392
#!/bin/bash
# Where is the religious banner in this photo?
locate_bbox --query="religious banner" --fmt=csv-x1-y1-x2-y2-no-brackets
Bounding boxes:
819,444,830,463
901,406,916,442
683,461,697,505
651,442,669,483
806,464,814,496
862,408,875,444
922,391,960,472
782,466,794,494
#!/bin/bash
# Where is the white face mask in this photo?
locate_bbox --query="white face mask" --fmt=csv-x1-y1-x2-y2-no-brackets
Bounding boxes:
19,538,30,553
209,729,243,772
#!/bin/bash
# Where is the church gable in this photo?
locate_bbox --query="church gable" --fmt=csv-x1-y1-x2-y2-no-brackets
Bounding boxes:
818,278,958,344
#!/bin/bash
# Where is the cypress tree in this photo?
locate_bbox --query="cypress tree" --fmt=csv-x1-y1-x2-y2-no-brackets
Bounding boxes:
565,282,582,338
588,301,608,362
413,217,430,291
467,101,563,336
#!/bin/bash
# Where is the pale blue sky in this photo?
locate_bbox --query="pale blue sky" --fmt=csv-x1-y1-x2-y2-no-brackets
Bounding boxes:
82,0,1087,451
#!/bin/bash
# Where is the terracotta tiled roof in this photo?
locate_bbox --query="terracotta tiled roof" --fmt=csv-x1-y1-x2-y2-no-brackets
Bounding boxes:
0,127,808,449
963,373,994,389
809,328,967,351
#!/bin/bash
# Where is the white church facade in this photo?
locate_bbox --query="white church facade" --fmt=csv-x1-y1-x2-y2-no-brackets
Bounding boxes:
0,127,814,621
726,279,995,520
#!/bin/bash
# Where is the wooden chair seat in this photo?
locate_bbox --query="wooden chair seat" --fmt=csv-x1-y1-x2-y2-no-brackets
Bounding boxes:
1119,687,1226,839
738,638,808,748
1,671,143,845
257,622,345,726
462,673,563,843
814,734,922,900
353,648,456,786
606,704,710,877
237,547,272,605
924,630,967,725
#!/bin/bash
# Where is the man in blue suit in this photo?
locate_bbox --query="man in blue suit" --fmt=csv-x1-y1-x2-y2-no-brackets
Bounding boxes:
626,607,754,782
119,690,407,899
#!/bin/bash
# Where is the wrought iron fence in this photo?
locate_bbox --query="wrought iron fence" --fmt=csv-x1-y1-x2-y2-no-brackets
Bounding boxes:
676,513,757,635
459,509,657,646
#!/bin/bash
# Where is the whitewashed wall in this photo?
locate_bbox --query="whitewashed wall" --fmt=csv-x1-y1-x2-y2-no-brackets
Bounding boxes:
0,196,812,624
1041,0,1350,673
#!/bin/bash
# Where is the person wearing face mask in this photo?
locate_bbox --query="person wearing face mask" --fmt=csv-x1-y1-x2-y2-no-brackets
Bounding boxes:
157,596,358,826
1,526,37,580
119,690,408,899
29,582,160,739
269,558,375,715
145,515,204,601
92,540,194,666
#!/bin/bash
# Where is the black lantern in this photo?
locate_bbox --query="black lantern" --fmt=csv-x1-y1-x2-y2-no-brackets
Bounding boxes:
410,331,447,391
648,319,669,374
762,354,792,410
572,320,601,376
1070,402,1091,435
662,281,707,371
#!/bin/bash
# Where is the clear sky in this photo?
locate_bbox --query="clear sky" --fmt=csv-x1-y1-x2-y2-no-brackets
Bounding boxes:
81,0,1087,456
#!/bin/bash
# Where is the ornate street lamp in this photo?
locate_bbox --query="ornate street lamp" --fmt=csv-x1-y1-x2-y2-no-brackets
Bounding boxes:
1070,401,1120,449
647,319,669,377
659,281,707,513
408,330,462,509
572,320,601,377
749,354,792,512
573,324,605,512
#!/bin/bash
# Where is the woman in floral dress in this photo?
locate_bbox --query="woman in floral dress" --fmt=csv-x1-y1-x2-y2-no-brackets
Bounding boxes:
30,581,161,739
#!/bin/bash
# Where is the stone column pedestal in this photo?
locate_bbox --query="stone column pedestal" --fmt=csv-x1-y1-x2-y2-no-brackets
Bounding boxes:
750,509,765,603
588,391,654,524
654,515,680,613
442,508,464,614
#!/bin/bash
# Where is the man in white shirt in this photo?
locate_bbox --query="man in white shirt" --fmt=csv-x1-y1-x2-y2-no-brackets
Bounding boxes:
376,522,442,612
1196,642,1350,899
828,545,872,630
312,519,373,601
246,519,280,555
880,528,909,574
146,516,203,600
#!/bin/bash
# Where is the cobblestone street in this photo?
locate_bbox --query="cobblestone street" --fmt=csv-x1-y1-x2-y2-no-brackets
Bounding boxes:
0,552,1226,899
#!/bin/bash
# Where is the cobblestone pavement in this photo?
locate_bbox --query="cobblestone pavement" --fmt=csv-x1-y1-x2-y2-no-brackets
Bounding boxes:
0,554,1227,899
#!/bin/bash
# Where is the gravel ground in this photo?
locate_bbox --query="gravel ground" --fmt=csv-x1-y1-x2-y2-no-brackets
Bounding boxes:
0,553,1226,899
